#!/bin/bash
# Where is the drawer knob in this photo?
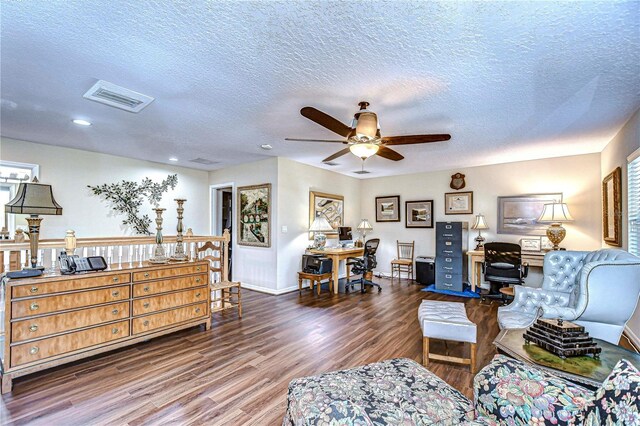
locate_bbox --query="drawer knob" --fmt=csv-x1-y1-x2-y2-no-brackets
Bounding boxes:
143,302,150,308
30,303,39,311
112,328,119,334
196,278,201,283
195,307,201,313
113,277,119,283
144,272,150,278
143,320,150,326
29,324,38,332
196,292,201,298
30,346,39,355
30,286,39,294
196,266,201,271
112,291,120,297
112,309,119,315
144,286,150,292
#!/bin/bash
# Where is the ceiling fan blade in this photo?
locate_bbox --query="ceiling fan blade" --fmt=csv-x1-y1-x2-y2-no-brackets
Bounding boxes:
322,148,351,162
301,107,352,138
285,138,346,143
376,146,404,161
381,134,451,145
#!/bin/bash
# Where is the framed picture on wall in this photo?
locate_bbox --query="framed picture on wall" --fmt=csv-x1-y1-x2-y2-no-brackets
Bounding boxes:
405,200,434,228
237,183,271,247
497,193,562,235
309,191,344,239
444,191,473,215
375,196,400,222
602,167,622,247
520,237,541,252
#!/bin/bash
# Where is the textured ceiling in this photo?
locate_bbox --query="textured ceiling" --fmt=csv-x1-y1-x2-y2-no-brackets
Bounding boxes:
1,1,639,178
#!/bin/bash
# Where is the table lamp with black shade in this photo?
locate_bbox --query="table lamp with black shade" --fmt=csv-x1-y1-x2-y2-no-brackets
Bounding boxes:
5,177,62,270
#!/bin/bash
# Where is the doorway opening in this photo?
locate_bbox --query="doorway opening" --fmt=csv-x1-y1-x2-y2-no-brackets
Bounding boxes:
211,184,233,280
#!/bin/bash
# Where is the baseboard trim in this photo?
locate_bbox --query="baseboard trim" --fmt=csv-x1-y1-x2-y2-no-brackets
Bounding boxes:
624,325,640,350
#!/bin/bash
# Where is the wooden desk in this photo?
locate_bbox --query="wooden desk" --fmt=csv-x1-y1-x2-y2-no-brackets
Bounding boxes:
468,249,546,292
308,247,364,294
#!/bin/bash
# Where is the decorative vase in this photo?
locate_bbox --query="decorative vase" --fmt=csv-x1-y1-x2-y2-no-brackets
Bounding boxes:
171,199,188,261
149,208,169,263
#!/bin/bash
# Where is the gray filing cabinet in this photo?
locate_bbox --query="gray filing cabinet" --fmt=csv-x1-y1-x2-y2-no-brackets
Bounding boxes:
435,222,468,292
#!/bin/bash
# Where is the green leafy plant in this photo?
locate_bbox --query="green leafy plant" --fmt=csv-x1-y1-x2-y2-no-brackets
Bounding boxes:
88,174,178,235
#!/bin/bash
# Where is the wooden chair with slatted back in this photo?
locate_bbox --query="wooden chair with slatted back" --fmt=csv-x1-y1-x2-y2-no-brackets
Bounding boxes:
196,240,242,318
391,240,415,282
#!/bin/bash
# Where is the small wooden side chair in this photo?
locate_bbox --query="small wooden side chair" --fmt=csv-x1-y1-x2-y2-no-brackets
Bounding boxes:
391,240,415,282
197,241,242,318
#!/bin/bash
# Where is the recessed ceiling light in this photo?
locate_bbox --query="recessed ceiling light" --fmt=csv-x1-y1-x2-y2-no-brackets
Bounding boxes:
260,144,273,150
72,119,91,126
169,157,178,162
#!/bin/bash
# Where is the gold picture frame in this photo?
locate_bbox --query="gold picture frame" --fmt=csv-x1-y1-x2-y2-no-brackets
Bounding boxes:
444,191,473,215
237,183,271,247
602,167,622,247
309,191,344,240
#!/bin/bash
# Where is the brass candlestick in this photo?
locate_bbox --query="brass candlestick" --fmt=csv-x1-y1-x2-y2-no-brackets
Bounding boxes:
149,208,168,264
171,198,188,261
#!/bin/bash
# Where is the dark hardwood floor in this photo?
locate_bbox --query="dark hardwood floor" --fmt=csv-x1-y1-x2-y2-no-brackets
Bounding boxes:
1,279,635,425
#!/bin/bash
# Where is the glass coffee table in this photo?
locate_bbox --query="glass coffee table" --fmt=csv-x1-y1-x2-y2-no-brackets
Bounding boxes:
494,328,640,388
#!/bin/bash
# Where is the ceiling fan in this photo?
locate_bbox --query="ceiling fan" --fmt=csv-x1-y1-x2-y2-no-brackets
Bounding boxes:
285,101,451,163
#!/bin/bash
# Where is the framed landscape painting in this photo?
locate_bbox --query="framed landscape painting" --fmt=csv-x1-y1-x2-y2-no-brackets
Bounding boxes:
497,193,562,235
375,196,400,222
237,183,271,247
405,200,434,228
309,191,343,239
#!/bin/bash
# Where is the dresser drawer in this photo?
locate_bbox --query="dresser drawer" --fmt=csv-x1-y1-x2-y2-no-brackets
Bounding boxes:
12,286,130,319
435,246,463,258
11,320,129,367
12,273,130,298
11,301,130,342
132,302,208,335
435,273,463,292
133,264,207,282
132,287,208,316
132,274,207,297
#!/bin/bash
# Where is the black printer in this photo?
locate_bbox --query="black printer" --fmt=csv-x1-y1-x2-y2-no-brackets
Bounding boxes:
302,254,333,274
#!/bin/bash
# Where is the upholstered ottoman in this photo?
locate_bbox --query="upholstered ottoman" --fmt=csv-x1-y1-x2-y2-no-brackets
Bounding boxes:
282,358,476,425
418,300,477,372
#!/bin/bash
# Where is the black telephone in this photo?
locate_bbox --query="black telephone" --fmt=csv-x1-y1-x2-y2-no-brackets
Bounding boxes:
58,251,108,274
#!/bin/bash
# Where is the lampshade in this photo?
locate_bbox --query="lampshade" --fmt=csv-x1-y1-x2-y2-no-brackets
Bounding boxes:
349,143,379,159
357,219,373,231
5,178,62,215
309,216,335,232
471,214,489,230
538,203,574,223
355,111,379,140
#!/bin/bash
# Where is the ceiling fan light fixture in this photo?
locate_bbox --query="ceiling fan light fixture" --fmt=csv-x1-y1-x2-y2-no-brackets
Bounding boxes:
355,111,378,140
350,143,379,159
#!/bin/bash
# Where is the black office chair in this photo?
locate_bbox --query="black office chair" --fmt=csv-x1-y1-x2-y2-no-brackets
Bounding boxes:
346,238,381,293
481,242,528,304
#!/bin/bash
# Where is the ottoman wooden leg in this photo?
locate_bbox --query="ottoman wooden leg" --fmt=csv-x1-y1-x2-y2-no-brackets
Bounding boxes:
316,279,321,295
470,343,477,374
422,336,429,367
298,278,303,293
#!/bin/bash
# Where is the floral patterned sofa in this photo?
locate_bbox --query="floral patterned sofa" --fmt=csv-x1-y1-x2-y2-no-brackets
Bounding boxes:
283,354,639,425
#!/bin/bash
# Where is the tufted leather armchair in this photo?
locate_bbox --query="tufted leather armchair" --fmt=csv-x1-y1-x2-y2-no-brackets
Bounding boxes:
497,249,640,344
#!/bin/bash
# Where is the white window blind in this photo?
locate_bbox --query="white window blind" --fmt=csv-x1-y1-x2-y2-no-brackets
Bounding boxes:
629,150,640,256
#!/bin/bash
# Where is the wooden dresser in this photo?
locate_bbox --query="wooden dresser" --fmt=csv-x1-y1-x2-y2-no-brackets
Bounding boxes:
0,260,210,393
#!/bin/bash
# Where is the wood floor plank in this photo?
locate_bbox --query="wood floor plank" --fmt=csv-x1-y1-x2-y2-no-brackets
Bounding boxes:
2,278,636,425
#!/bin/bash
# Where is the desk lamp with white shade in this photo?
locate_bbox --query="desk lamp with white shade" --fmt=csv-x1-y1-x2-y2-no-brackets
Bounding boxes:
471,213,489,250
356,219,373,247
538,202,574,250
309,216,334,249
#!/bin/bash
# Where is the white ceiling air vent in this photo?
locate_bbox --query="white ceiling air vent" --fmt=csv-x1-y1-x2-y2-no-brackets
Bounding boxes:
83,80,154,113
189,158,218,165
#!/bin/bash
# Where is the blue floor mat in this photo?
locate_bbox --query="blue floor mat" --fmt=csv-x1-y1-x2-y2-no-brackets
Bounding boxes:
421,283,481,299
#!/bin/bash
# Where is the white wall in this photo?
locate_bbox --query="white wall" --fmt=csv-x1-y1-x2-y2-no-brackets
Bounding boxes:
0,138,209,238
361,153,603,287
209,158,279,292
276,157,361,292
600,108,640,346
